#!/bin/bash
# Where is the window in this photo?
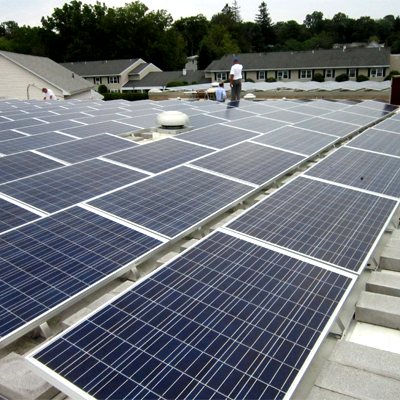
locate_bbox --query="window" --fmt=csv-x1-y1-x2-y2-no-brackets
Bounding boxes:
108,76,120,84
94,77,102,84
325,69,334,78
110,89,120,93
300,70,312,79
348,69,357,78
216,72,227,81
371,68,383,77
259,71,266,80
277,71,289,80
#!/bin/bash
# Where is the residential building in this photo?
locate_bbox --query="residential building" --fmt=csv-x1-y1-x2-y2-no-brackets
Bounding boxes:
206,47,395,83
0,51,94,101
60,59,161,93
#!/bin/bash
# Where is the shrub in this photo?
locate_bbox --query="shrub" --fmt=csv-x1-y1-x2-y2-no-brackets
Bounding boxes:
312,73,324,82
266,77,277,82
245,78,255,83
191,81,198,85
335,73,349,82
102,92,149,101
384,70,400,81
166,81,189,87
97,84,108,94
356,74,369,82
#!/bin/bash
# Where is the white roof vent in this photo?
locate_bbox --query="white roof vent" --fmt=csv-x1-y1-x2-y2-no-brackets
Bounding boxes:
244,93,256,100
211,82,220,87
157,111,189,128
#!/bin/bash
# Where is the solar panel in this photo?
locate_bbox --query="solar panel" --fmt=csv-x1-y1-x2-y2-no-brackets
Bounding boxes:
0,152,64,184
227,177,397,273
188,114,229,129
107,115,159,130
0,206,163,347
0,130,26,142
260,111,313,124
57,121,139,138
0,159,149,214
16,120,83,135
176,125,260,149
342,105,390,119
191,142,305,186
104,138,215,174
293,117,359,138
89,166,253,238
0,197,40,234
321,111,376,126
353,100,398,113
37,134,138,164
28,230,355,400
346,128,400,157
0,118,48,132
251,126,338,156
0,132,77,155
267,100,304,110
303,100,350,111
224,116,290,134
305,147,400,198
373,117,400,134
288,105,333,117
238,103,283,115
35,112,91,123
208,108,258,121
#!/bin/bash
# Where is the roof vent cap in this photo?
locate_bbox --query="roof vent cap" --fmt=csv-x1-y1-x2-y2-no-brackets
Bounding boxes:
157,111,189,128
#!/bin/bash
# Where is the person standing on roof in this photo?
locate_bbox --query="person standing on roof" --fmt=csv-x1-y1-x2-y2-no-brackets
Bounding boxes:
42,88,56,100
229,57,243,101
215,82,227,102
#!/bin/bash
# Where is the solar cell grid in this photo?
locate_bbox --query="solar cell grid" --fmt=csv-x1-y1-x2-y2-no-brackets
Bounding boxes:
17,120,83,135
293,117,358,138
0,198,40,234
321,111,376,126
0,152,64,184
356,100,398,113
0,118,47,132
29,231,354,400
191,142,305,186
89,166,253,238
373,118,400,134
344,105,389,119
187,114,228,129
0,130,26,142
347,128,400,157
208,108,258,121
227,177,397,273
37,134,138,164
57,121,138,138
303,100,350,111
36,112,91,123
305,147,400,198
0,132,78,155
176,124,260,149
260,111,313,124
0,206,163,345
251,126,338,155
104,138,215,173
0,159,149,213
224,116,290,134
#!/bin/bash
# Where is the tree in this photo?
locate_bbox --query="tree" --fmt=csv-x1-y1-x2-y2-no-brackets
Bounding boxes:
254,2,275,49
304,11,324,35
231,0,242,23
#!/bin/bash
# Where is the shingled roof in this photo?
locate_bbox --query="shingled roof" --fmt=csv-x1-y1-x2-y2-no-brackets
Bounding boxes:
60,59,140,76
206,47,391,71
123,70,210,88
0,51,94,95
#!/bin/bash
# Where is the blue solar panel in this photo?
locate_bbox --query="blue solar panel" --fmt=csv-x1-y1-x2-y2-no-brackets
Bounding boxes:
0,132,77,155
191,142,305,186
29,231,354,400
37,134,138,164
0,159,149,213
251,126,338,156
347,128,400,157
260,111,313,124
176,125,260,149
16,120,83,135
227,177,397,273
0,152,64,184
373,117,400,134
57,121,139,138
104,138,215,173
0,198,40,234
0,118,48,132
0,130,26,142
321,111,376,126
223,116,289,134
305,147,400,198
89,166,253,238
293,117,359,138
0,206,163,346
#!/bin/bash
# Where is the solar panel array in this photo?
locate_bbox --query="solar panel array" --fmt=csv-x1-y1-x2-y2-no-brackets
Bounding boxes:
0,97,398,399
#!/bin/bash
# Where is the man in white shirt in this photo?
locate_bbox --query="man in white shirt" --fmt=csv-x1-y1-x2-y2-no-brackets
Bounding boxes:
42,88,56,100
215,82,227,102
229,57,243,101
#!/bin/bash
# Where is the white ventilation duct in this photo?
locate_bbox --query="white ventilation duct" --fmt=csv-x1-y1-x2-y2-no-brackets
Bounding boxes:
156,111,189,128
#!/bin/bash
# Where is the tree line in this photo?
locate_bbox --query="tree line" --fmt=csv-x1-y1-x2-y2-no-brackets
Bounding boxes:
1,1,400,71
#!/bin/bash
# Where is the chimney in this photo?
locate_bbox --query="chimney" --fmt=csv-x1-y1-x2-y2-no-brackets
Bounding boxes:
183,68,187,76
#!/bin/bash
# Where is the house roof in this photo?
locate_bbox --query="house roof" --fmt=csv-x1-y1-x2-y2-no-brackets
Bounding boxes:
0,51,94,95
129,63,151,75
123,70,211,88
206,48,391,71
60,59,140,77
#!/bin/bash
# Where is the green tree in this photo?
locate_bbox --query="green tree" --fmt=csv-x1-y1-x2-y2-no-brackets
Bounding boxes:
304,11,324,35
255,2,275,49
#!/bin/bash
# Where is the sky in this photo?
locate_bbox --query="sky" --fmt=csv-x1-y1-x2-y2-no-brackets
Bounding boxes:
1,0,399,27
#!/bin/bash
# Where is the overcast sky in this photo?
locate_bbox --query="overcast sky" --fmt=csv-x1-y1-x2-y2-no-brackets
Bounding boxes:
1,0,399,27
